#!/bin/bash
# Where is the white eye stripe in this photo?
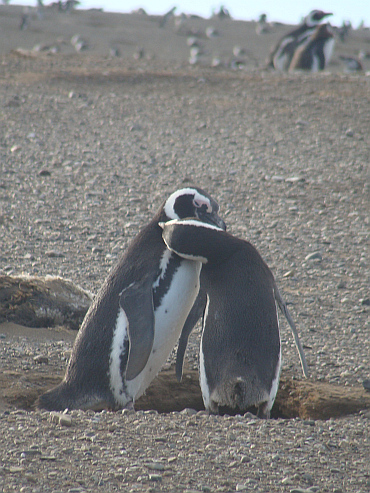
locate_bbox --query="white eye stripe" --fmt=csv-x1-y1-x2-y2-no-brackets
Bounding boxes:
164,188,214,220
193,197,212,212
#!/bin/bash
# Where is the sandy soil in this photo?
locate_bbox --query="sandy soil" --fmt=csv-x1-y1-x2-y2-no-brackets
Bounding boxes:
0,5,370,493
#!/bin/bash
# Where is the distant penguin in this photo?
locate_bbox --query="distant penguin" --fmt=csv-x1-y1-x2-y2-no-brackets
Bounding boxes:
339,55,363,72
256,13,269,35
161,219,308,418
37,188,226,412
289,24,335,72
267,10,332,71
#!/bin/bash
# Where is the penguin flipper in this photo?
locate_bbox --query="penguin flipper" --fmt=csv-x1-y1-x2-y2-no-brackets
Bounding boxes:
274,285,309,378
176,287,207,382
120,276,155,381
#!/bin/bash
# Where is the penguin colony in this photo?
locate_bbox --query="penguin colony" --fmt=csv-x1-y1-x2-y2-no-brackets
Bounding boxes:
38,187,308,417
267,10,335,72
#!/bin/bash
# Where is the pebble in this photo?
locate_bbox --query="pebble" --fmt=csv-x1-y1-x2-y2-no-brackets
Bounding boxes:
148,473,162,481
146,462,165,471
50,412,72,427
33,354,49,364
45,250,64,258
304,252,322,261
362,380,370,391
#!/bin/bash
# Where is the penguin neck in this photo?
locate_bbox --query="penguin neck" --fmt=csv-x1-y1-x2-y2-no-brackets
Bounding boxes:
152,249,182,310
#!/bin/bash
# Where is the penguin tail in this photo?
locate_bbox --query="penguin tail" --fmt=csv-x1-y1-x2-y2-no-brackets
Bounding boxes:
36,381,112,412
36,382,75,411
274,285,309,378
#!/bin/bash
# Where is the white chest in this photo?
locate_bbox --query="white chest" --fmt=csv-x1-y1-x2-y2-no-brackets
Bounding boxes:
128,259,201,400
109,258,201,407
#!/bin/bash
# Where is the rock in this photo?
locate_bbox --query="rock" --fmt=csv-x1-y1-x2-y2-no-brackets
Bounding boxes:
148,473,162,481
146,462,165,471
304,252,322,261
33,355,49,364
363,380,370,392
50,412,72,427
0,275,92,330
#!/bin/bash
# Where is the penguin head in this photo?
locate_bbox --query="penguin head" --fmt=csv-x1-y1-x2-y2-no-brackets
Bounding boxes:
305,10,332,27
162,187,226,230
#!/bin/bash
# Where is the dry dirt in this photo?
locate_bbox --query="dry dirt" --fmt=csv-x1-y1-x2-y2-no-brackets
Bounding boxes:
0,5,370,493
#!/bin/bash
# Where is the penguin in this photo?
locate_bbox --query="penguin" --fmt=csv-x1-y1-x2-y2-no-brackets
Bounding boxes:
161,219,308,418
267,10,332,71
289,24,335,72
37,188,226,412
339,55,363,72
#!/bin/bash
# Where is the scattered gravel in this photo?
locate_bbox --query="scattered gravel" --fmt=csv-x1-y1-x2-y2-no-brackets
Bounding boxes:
1,408,369,493
0,14,369,492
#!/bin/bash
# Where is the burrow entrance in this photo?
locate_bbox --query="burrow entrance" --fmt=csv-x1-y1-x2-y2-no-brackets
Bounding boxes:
1,365,370,420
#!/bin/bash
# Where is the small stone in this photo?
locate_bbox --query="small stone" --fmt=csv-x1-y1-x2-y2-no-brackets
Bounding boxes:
362,379,370,391
271,175,285,182
304,252,322,261
33,354,49,364
337,280,346,289
50,411,72,427
146,462,165,471
285,176,304,183
345,129,354,137
121,408,134,416
283,270,295,278
92,246,103,253
45,250,64,258
38,169,51,176
180,408,197,416
360,298,370,306
148,473,162,481
25,473,38,483
9,466,24,473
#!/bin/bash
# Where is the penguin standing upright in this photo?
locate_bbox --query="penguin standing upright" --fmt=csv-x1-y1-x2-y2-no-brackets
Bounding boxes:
289,24,335,72
161,219,308,418
267,10,332,71
37,188,226,412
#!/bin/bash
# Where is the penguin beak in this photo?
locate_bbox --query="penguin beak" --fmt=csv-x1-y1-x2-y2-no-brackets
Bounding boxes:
197,206,227,231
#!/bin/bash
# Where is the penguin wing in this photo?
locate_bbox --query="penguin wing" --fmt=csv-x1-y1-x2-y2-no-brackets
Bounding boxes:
120,276,155,381
176,286,207,382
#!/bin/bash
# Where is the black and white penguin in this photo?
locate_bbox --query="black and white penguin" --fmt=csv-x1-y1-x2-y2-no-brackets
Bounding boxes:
339,55,363,72
289,24,335,72
267,10,332,71
37,188,226,412
161,219,308,418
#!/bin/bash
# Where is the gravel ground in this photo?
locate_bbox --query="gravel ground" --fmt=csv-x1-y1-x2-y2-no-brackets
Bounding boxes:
0,9,369,492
